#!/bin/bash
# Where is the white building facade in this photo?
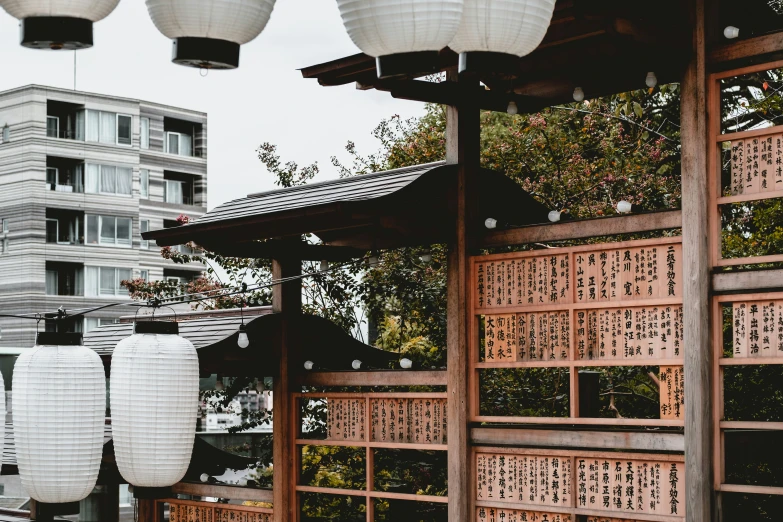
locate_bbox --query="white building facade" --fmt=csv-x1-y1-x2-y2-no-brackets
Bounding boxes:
0,85,207,346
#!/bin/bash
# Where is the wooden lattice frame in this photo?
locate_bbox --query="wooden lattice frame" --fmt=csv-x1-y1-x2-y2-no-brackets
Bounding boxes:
468,236,685,427
291,392,449,522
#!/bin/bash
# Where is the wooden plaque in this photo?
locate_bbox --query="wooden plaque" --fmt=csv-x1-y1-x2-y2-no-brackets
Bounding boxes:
476,453,573,508
477,508,572,522
659,366,685,420
369,397,447,445
729,299,783,358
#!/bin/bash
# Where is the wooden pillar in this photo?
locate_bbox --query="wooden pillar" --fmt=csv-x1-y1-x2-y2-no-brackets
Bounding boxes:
681,0,714,521
135,499,163,522
272,256,301,522
446,72,480,522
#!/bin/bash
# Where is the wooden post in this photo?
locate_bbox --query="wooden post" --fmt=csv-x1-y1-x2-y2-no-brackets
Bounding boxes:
446,71,480,522
272,255,301,522
136,499,163,522
681,0,714,521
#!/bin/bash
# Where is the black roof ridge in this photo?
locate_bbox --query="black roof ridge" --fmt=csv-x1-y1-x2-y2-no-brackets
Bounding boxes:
244,160,446,200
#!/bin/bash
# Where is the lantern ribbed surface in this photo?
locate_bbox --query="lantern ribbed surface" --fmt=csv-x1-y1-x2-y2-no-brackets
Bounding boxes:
145,0,276,45
0,0,119,21
449,0,556,57
13,342,105,503
336,0,464,57
110,329,199,487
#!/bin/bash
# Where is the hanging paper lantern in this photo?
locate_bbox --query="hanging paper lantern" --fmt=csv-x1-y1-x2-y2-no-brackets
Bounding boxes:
13,333,105,503
336,0,464,79
0,0,120,49
110,321,199,487
145,0,277,69
449,0,556,76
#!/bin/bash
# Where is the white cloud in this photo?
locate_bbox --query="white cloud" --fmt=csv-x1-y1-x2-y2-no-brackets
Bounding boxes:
0,0,425,209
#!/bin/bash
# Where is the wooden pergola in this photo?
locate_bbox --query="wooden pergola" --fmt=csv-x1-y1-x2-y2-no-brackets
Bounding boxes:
140,1,783,521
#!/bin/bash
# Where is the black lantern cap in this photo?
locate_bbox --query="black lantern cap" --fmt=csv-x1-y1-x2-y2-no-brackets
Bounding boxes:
376,51,440,80
134,321,179,335
20,17,93,50
458,51,521,79
36,332,83,346
172,37,240,70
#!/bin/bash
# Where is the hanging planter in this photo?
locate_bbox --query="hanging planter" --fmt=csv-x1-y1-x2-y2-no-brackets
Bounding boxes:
110,321,199,487
336,0,464,79
449,0,556,77
0,0,120,49
13,333,105,503
146,0,277,69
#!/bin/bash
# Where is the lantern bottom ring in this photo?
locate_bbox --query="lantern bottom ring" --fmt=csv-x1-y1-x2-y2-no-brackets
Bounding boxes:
458,51,521,80
20,17,93,50
375,51,440,80
172,37,240,70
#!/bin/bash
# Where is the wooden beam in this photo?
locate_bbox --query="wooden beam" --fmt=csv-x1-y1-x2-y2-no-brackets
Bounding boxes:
470,427,685,453
681,2,714,521
294,370,446,387
708,32,783,69
446,72,478,522
478,210,682,248
712,269,783,294
197,239,366,262
171,483,274,503
272,255,301,522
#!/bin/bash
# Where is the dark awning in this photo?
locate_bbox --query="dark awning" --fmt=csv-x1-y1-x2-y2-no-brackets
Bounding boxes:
143,163,551,257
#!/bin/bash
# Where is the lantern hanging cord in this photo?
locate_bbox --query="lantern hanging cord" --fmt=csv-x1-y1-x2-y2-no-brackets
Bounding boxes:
0,256,365,322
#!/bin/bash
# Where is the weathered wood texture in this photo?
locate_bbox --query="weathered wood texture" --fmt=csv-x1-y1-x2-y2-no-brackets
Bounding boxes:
170,482,274,502
708,32,783,69
293,370,446,387
447,75,479,522
470,427,684,452
681,1,713,521
712,269,783,293
272,257,301,522
479,210,682,249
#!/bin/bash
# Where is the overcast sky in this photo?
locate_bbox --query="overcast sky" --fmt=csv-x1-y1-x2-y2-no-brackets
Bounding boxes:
0,1,424,209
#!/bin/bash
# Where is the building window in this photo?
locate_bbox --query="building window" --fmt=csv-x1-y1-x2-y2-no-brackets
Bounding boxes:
165,131,193,157
84,266,132,297
46,116,59,138
140,269,149,280
45,262,84,296
140,118,150,149
46,165,84,193
1,124,8,143
140,220,149,249
2,218,8,233
46,209,82,245
117,114,132,146
85,164,132,196
140,169,149,198
84,317,118,332
85,215,132,247
163,173,194,205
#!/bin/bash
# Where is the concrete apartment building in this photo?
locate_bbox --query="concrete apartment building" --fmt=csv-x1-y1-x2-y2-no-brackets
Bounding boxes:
0,85,207,347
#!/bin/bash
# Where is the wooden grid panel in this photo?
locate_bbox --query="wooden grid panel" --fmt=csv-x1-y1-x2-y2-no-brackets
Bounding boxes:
165,499,273,522
293,393,449,522
470,238,685,427
712,293,783,498
474,448,685,522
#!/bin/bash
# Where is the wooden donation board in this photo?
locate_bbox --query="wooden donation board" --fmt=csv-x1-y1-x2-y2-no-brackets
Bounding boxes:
713,292,783,499
727,135,783,195
475,449,685,521
472,238,685,424
324,396,447,445
166,499,273,522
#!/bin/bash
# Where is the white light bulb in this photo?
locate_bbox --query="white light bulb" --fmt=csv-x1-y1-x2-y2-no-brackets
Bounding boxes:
320,260,329,272
400,358,412,369
238,478,248,487
724,26,739,39
351,360,362,370
645,72,657,88
368,256,379,267
484,218,498,229
548,210,561,223
237,331,249,349
420,252,432,263
215,378,224,391
573,87,585,102
304,360,314,371
200,473,210,483
507,101,518,115
617,201,633,214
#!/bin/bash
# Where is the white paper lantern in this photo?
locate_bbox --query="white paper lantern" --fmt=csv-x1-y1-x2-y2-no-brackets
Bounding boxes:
336,0,464,79
110,321,199,487
146,0,277,69
13,333,105,503
0,0,120,49
449,0,556,75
